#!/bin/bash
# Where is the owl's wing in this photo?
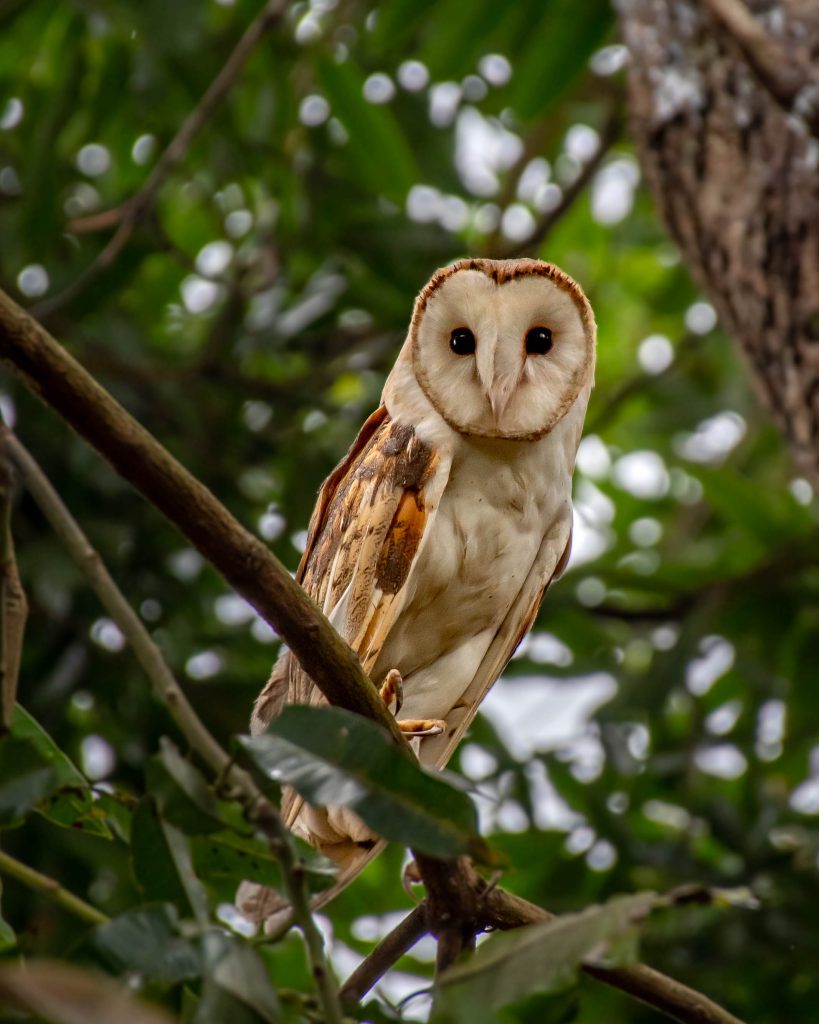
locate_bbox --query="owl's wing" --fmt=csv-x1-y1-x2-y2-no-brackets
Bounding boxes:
251,405,450,728
420,512,573,772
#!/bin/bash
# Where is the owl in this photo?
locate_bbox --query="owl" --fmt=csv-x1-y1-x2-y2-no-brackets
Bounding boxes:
239,257,596,927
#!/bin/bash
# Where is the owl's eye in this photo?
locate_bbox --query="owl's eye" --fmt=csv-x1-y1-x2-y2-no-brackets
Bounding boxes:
526,327,553,355
449,327,476,355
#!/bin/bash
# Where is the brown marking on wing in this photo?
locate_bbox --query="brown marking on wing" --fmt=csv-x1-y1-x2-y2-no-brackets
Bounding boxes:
376,484,431,595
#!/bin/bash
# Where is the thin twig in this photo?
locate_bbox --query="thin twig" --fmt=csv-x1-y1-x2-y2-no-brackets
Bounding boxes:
4,432,344,1024
702,0,819,138
0,450,26,729
0,849,108,926
340,903,429,1003
33,0,288,320
500,111,623,259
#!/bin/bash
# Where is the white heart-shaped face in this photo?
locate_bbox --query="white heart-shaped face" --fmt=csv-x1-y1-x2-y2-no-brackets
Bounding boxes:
409,259,596,440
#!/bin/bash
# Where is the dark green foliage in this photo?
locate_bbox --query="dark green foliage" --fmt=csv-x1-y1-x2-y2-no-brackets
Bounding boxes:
1,1,817,1022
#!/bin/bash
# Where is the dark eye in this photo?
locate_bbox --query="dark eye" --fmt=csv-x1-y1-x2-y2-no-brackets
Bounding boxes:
449,327,476,355
526,326,553,355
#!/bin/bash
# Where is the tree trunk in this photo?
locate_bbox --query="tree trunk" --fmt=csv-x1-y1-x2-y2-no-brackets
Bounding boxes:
619,0,819,488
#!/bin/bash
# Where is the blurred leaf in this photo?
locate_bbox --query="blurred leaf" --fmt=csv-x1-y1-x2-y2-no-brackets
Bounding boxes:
10,705,111,837
0,960,174,1024
146,737,224,835
0,737,58,827
194,931,280,1024
240,706,492,862
93,904,202,985
432,892,658,1022
0,878,15,952
130,797,209,920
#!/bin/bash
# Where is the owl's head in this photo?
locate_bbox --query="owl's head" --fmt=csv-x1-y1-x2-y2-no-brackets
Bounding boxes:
407,258,595,440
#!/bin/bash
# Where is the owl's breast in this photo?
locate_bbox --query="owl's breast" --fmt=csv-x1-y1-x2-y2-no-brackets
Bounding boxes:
371,435,571,714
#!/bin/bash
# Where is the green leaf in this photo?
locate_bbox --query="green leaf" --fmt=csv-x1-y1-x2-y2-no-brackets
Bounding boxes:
10,705,111,838
194,931,280,1024
432,892,659,1022
146,737,224,835
130,798,209,920
239,706,492,863
0,960,175,1024
0,737,58,827
318,58,418,203
93,904,202,985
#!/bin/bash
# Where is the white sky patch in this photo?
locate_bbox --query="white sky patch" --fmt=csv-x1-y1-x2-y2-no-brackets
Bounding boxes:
570,506,612,567
611,450,670,499
478,53,512,86
299,94,330,128
706,699,743,736
480,673,617,761
652,624,679,651
1,97,24,130
516,157,551,204
131,133,156,165
195,240,233,277
686,635,735,695
643,799,691,830
500,203,535,241
591,157,640,225
576,435,611,480
214,593,256,626
587,839,617,871
181,275,223,314
638,333,674,374
789,477,814,506
590,44,629,76
461,74,488,102
429,81,461,127
565,124,600,163
516,631,574,668
534,181,562,213
185,650,224,680
629,516,662,547
459,743,497,781
242,400,273,432
17,264,49,298
756,699,786,761
695,743,747,780
81,735,116,780
290,529,309,553
685,300,717,334
397,60,429,91
168,548,205,581
76,142,111,176
225,209,253,237
363,72,395,104
258,509,286,541
90,618,126,652
454,106,522,196
791,777,819,815
675,411,746,463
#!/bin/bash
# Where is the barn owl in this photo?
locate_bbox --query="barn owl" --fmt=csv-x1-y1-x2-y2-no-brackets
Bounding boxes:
239,257,595,927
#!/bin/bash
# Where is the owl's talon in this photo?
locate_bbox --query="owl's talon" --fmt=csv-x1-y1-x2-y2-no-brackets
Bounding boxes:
379,668,404,715
402,859,422,900
398,718,447,737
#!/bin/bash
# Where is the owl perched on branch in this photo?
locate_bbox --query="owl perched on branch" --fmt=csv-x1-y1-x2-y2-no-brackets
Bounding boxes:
240,257,595,926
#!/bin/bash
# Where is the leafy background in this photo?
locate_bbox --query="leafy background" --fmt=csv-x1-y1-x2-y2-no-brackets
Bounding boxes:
1,0,818,1021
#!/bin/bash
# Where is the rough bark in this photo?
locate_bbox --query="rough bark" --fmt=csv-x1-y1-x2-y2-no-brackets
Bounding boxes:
619,0,819,488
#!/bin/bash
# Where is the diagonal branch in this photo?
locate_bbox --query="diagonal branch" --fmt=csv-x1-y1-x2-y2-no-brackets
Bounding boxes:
339,903,429,1003
500,110,623,260
33,0,288,320
702,0,819,138
0,849,108,927
0,288,408,750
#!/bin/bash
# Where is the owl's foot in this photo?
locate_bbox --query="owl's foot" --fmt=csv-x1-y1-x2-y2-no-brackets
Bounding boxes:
398,718,447,737
379,668,404,715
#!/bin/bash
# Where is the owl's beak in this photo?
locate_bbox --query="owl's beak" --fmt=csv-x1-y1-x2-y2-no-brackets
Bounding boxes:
476,332,516,422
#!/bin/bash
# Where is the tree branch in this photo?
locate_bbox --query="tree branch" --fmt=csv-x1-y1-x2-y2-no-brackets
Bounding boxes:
0,288,408,750
3,432,344,1024
0,849,108,927
339,903,429,1003
702,0,819,138
33,0,288,320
